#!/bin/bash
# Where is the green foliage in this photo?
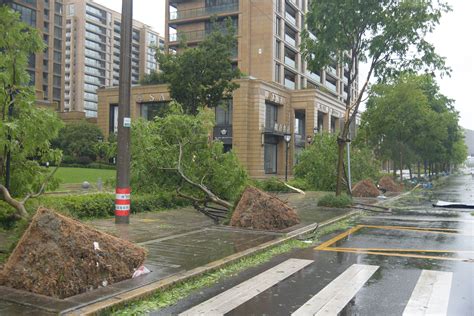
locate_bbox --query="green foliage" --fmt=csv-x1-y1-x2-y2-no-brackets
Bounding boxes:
52,120,104,163
359,74,467,176
0,191,189,221
300,0,450,194
139,70,167,85
0,6,63,197
287,178,311,191
131,103,248,202
317,193,352,208
157,18,241,114
253,177,292,192
110,239,307,315
294,133,380,191
302,0,450,85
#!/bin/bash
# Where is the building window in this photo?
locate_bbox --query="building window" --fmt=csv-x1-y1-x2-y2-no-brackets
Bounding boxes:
53,87,61,100
284,69,296,90
53,63,61,75
275,63,281,83
215,99,232,125
265,102,278,130
284,47,297,69
275,17,281,36
11,3,36,26
53,75,61,87
276,0,281,13
109,104,118,133
140,101,170,121
275,39,280,59
264,136,278,174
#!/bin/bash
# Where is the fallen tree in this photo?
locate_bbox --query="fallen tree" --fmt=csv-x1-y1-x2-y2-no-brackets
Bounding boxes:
0,166,59,220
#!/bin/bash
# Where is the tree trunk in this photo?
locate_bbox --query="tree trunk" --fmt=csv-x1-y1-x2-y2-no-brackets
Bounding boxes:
0,185,27,219
417,161,421,178
409,165,412,180
399,151,403,181
335,141,345,196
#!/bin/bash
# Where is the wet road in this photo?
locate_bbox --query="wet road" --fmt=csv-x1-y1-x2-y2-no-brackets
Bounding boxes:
154,175,474,315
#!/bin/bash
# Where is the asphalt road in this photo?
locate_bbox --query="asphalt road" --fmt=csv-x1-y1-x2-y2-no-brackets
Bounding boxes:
153,175,474,316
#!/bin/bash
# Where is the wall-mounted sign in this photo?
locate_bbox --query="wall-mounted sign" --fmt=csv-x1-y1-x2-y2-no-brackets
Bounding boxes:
123,117,131,128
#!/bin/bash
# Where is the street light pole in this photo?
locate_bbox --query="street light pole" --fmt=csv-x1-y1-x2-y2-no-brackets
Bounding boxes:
347,131,352,194
115,0,133,224
284,132,291,181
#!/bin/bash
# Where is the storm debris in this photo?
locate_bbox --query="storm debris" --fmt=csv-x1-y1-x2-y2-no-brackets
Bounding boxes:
230,186,300,231
0,208,146,298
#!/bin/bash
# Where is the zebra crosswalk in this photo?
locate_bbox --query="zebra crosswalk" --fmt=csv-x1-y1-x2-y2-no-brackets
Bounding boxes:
179,259,454,316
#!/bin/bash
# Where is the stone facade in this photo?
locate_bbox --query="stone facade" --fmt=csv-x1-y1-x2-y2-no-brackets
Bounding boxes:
97,78,356,178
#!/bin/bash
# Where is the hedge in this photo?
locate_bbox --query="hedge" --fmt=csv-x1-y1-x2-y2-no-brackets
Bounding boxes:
317,193,352,208
0,191,190,224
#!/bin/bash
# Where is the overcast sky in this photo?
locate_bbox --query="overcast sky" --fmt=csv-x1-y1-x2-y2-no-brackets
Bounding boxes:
94,0,473,130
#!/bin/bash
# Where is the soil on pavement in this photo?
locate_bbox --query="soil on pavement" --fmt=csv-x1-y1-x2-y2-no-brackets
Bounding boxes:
0,208,146,298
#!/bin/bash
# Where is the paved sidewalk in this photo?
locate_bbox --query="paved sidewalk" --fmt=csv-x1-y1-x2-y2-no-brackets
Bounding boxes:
0,192,355,315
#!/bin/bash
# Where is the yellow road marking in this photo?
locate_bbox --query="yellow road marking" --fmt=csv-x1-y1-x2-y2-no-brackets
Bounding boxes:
314,224,473,261
332,247,474,254
361,224,460,232
361,225,462,235
314,225,363,250
321,247,469,262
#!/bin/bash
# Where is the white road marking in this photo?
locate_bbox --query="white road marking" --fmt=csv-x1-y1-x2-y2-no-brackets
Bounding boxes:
179,258,313,316
403,270,452,316
292,264,379,316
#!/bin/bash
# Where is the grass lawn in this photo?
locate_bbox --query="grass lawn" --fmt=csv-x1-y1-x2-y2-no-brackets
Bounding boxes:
55,167,116,184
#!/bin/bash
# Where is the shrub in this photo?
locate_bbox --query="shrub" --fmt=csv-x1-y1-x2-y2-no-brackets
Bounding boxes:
317,193,352,208
287,178,310,191
253,177,292,192
0,192,191,221
58,162,116,170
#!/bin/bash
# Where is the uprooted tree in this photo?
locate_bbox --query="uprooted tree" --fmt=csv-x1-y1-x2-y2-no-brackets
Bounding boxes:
130,102,248,221
301,0,451,195
0,6,63,219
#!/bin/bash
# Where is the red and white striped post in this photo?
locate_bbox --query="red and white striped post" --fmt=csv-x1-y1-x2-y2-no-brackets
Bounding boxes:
115,187,131,220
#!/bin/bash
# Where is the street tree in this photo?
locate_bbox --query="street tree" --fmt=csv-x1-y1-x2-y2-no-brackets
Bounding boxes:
294,133,380,191
131,102,248,212
361,75,432,180
360,74,466,178
157,18,241,114
301,0,451,195
0,6,63,219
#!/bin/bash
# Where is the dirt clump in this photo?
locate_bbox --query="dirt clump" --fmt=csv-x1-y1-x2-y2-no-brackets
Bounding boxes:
378,176,402,192
230,186,300,231
352,179,381,197
0,208,146,299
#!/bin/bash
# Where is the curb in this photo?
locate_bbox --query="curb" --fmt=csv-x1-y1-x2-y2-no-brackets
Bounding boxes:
63,210,360,315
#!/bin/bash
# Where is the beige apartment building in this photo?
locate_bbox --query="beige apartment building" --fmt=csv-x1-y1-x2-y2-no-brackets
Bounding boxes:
97,0,360,178
63,0,164,118
1,0,65,111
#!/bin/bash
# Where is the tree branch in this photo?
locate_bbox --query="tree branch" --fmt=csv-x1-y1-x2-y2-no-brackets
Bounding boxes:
175,142,232,209
0,184,27,219
22,165,60,203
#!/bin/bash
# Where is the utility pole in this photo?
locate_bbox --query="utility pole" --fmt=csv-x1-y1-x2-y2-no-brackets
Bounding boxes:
115,0,133,224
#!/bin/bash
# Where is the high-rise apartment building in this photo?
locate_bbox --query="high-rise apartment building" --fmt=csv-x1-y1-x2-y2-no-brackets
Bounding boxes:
97,0,360,178
63,0,164,117
166,0,357,99
1,0,65,110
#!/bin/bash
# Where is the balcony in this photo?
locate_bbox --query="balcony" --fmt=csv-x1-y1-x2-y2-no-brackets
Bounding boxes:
170,2,239,21
169,29,206,43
